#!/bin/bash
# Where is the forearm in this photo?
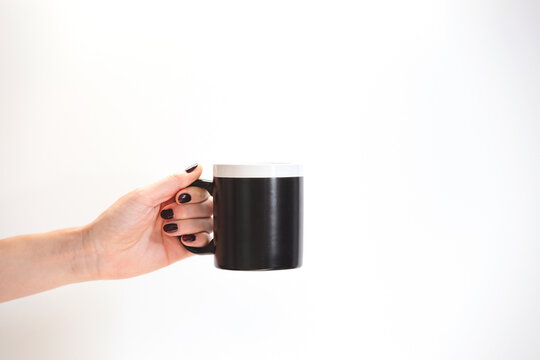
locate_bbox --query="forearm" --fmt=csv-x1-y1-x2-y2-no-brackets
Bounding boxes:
0,226,95,302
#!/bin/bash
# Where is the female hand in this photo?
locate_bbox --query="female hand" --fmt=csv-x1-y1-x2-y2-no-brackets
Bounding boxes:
82,163,213,280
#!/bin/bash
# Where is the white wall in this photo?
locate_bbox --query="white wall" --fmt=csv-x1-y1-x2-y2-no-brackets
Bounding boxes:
1,0,539,359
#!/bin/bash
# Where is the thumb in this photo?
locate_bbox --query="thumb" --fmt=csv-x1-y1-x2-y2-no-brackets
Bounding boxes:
138,163,203,206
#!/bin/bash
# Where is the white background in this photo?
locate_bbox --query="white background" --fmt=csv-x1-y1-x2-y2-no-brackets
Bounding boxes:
1,0,539,359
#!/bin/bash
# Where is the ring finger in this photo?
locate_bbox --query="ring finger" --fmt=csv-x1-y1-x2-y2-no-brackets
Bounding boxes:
162,218,213,236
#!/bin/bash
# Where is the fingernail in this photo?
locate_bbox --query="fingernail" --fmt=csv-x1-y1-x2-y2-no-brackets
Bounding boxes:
185,163,198,173
160,209,174,219
163,223,178,233
182,234,196,242
178,193,191,203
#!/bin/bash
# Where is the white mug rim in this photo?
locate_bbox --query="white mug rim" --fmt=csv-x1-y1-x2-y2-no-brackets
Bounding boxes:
213,163,303,178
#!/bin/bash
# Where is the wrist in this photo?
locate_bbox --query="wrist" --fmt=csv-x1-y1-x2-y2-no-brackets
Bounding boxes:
54,225,99,283
76,224,101,282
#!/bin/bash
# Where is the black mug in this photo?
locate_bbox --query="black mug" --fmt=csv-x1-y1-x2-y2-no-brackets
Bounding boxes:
182,163,303,271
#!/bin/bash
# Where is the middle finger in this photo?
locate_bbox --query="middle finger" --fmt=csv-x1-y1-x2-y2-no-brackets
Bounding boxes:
160,198,213,220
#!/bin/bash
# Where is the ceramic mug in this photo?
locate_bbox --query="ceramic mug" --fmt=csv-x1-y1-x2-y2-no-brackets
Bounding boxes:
183,163,303,270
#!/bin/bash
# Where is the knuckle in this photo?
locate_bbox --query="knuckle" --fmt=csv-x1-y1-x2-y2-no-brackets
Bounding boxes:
203,200,213,213
201,187,211,196
131,187,146,198
170,173,184,182
130,187,153,205
168,173,185,185
205,218,213,231
175,205,187,218
192,187,208,200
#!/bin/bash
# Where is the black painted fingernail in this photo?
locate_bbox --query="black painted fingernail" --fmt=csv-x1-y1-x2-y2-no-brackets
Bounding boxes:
163,223,178,233
185,163,198,173
178,193,191,203
182,234,196,242
160,209,174,220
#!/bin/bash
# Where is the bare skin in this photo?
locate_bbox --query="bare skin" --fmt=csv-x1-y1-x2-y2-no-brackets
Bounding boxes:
0,164,212,303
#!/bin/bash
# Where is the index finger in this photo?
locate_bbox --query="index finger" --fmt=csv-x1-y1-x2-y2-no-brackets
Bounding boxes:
175,186,211,204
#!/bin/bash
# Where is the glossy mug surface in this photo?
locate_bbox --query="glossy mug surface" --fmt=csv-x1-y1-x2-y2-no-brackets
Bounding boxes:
184,163,303,271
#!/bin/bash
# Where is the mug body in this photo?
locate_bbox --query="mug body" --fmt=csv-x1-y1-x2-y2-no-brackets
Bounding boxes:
212,164,303,270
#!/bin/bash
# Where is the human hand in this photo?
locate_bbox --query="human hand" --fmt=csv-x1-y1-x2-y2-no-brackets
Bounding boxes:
82,164,213,280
